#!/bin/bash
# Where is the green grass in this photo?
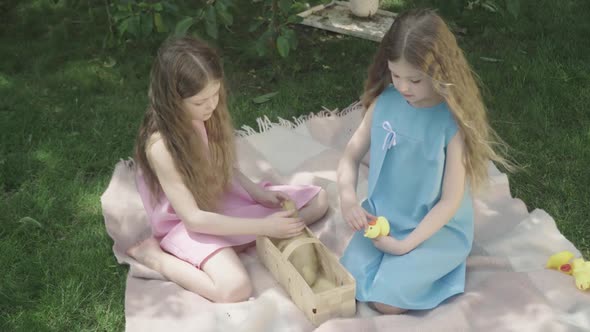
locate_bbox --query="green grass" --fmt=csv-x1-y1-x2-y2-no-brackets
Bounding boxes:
1,0,589,330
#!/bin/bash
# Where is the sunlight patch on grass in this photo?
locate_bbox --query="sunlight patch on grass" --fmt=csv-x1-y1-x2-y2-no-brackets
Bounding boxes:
33,148,58,170
37,279,102,329
382,0,406,6
0,73,13,89
91,298,125,331
74,189,103,220
58,61,122,93
381,0,406,11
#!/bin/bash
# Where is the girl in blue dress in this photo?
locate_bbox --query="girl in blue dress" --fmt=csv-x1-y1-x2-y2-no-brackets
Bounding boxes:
338,9,513,314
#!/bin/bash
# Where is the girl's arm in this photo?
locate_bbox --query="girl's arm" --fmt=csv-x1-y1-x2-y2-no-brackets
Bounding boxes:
147,139,301,237
377,132,467,254
338,102,374,201
337,102,374,230
233,168,291,208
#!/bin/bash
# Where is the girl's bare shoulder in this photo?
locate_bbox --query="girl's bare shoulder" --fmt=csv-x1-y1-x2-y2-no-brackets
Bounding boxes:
145,132,173,169
146,132,163,150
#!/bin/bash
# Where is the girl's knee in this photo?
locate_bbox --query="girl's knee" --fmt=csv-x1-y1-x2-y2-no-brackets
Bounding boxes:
307,188,329,222
316,188,329,212
215,274,253,303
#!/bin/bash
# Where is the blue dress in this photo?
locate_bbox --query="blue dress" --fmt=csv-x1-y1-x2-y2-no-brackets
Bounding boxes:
340,86,474,310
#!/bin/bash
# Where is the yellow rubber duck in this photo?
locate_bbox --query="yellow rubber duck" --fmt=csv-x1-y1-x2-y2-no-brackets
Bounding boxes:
364,216,390,239
572,258,590,291
282,199,298,217
546,251,590,291
546,250,575,273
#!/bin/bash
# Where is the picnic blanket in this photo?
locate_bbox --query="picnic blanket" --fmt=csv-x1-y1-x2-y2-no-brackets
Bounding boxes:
101,103,590,331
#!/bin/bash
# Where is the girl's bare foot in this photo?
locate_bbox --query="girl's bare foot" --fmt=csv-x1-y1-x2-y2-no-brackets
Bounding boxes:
126,237,164,271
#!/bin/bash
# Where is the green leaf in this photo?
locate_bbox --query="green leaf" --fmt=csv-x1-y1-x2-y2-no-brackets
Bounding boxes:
287,14,303,24
276,35,290,57
282,27,297,50
175,16,194,36
252,91,279,104
141,14,153,36
249,19,265,32
219,0,234,7
215,1,227,13
154,13,167,32
162,2,179,13
153,2,163,11
112,11,130,22
505,0,520,18
279,0,291,14
127,15,140,36
205,6,218,39
215,1,233,25
195,8,204,19
118,17,130,35
292,2,307,12
255,39,268,56
255,29,273,56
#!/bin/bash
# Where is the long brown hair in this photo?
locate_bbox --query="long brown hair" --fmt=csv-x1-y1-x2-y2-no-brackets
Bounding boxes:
362,9,513,191
135,36,236,212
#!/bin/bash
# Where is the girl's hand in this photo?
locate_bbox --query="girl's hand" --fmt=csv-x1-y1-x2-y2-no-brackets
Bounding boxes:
372,235,409,255
341,200,375,231
261,210,305,239
252,189,290,209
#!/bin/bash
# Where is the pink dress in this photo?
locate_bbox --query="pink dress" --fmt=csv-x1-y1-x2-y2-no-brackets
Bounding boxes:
136,121,321,269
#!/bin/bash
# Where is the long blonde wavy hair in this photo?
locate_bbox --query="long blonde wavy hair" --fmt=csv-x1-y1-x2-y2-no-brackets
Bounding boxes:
135,36,236,212
362,9,513,191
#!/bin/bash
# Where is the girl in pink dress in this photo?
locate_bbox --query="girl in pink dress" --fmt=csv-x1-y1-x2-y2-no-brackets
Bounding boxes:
127,36,328,303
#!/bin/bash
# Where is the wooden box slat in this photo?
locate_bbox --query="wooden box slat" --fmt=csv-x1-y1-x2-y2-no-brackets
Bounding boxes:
256,227,356,326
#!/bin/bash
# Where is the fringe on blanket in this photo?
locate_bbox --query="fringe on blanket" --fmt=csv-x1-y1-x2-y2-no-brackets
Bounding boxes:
120,157,136,170
120,101,363,161
234,101,363,138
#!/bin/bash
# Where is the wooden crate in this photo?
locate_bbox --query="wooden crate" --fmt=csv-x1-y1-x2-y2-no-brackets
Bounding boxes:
256,227,356,326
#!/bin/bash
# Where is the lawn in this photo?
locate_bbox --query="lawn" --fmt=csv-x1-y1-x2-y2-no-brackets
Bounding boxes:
1,0,588,330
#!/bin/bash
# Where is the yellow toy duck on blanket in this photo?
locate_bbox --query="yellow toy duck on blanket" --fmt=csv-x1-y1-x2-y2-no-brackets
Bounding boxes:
546,250,590,291
364,216,390,239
